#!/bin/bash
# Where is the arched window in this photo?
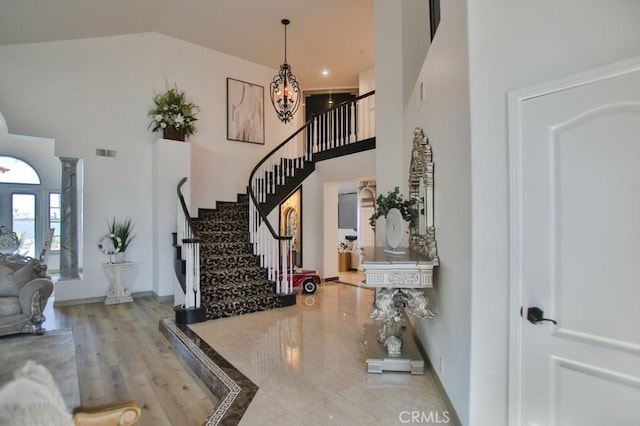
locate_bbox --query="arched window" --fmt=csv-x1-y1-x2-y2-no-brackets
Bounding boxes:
0,156,41,184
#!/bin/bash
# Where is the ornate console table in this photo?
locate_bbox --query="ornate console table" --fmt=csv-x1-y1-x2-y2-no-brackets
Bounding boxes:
362,247,436,375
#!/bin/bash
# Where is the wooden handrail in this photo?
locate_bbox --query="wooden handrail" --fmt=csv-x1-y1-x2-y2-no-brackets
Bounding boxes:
177,177,200,242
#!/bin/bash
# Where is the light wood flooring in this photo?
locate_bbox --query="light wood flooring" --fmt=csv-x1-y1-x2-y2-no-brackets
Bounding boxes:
43,298,217,426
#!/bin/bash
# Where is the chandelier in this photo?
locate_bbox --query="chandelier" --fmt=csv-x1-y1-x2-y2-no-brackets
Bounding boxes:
270,19,300,123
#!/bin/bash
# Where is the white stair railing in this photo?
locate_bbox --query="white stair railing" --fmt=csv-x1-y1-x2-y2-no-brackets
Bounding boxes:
248,91,375,294
176,177,201,310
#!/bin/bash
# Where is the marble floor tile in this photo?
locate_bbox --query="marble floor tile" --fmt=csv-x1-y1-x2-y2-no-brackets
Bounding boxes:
187,282,456,425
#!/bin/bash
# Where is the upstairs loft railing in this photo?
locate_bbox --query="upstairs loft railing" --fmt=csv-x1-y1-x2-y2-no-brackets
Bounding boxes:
176,177,201,310
248,91,375,294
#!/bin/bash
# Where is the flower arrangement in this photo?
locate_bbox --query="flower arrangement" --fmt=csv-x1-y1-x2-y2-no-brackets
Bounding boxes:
106,217,136,253
369,186,418,229
148,84,199,139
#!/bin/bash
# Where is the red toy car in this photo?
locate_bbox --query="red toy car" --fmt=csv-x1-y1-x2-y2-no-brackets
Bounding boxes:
278,269,321,294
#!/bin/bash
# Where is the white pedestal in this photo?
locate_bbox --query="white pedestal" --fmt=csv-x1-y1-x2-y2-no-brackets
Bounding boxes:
103,262,134,305
152,138,191,304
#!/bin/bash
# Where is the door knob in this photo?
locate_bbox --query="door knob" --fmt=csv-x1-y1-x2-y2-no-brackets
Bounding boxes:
526,306,557,325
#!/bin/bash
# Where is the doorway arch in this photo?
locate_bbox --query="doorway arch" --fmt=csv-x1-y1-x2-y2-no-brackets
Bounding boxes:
0,155,42,257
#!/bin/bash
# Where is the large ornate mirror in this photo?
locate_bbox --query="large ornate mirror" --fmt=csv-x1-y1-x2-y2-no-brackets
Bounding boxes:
408,127,439,264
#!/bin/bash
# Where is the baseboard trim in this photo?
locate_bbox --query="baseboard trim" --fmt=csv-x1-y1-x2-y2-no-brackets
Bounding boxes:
53,292,173,307
324,276,339,282
405,317,462,426
53,296,104,307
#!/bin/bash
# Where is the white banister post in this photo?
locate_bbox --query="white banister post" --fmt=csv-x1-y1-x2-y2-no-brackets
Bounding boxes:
288,239,294,293
280,239,288,294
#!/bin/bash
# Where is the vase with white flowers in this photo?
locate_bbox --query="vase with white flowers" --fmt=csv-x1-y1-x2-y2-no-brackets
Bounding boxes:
369,187,418,253
148,84,199,141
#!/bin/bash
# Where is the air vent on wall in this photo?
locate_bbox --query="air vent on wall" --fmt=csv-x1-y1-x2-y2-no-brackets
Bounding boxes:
96,149,117,158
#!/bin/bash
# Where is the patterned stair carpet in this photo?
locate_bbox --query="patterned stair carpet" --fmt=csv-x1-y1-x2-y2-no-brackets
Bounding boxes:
193,197,283,320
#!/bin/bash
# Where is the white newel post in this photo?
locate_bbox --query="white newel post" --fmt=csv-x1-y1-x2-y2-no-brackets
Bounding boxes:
152,138,191,304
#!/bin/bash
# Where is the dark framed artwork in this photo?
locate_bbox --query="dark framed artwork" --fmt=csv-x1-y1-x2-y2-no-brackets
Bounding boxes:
280,186,302,268
227,78,265,144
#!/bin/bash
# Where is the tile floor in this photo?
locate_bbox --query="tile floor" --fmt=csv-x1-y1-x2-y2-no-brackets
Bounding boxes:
337,270,367,288
190,282,453,425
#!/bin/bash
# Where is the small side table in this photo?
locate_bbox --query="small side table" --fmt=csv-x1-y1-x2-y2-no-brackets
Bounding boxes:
338,252,351,271
103,262,134,305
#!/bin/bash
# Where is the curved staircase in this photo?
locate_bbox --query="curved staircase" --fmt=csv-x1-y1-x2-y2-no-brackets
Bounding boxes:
173,91,375,321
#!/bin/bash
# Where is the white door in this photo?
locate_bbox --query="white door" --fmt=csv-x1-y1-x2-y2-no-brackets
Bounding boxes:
510,59,640,426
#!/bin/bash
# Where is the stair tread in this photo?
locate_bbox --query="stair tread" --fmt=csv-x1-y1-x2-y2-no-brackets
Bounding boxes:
201,279,272,288
205,293,280,307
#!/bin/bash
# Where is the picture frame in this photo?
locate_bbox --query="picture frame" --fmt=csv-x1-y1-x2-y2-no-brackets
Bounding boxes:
227,78,265,144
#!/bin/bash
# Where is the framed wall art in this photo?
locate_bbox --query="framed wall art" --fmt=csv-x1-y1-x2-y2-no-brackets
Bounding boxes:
227,78,265,144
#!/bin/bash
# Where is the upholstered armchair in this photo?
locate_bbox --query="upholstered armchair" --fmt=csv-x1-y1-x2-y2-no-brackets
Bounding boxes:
0,253,53,336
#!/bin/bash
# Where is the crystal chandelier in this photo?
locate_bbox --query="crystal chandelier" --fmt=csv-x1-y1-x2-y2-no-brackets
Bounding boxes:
270,19,300,123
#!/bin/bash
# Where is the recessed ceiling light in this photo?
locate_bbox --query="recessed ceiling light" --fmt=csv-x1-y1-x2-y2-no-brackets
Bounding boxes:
321,69,329,77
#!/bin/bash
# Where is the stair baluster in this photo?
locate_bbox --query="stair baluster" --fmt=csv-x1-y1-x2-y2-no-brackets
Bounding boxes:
248,91,375,291
174,177,206,324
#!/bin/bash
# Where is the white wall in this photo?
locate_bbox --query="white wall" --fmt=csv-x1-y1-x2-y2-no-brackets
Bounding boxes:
301,173,323,273
401,0,472,423
466,2,640,425
0,32,292,302
401,0,431,103
374,1,405,248
299,151,376,278
358,68,375,95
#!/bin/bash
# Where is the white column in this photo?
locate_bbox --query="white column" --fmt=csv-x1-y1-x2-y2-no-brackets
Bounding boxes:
152,139,191,302
59,157,80,280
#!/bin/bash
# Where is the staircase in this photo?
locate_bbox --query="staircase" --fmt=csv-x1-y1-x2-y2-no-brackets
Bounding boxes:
193,196,294,320
173,91,375,322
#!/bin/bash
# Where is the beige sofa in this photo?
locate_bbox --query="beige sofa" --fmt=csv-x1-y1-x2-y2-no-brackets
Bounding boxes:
0,253,53,336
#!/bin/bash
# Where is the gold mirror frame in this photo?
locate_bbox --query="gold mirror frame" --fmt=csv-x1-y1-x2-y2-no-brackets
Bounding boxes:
408,127,439,264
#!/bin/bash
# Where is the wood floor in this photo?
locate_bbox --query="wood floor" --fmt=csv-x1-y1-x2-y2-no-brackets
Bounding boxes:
45,298,217,426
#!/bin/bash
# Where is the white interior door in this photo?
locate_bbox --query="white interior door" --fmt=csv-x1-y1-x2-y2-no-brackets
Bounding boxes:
510,59,640,426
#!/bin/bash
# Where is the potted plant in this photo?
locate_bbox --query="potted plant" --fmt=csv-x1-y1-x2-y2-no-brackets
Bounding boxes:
369,187,418,253
148,84,199,141
369,187,418,229
106,217,136,262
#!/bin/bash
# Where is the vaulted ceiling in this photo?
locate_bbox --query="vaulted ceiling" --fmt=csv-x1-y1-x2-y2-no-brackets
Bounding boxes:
0,0,374,90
